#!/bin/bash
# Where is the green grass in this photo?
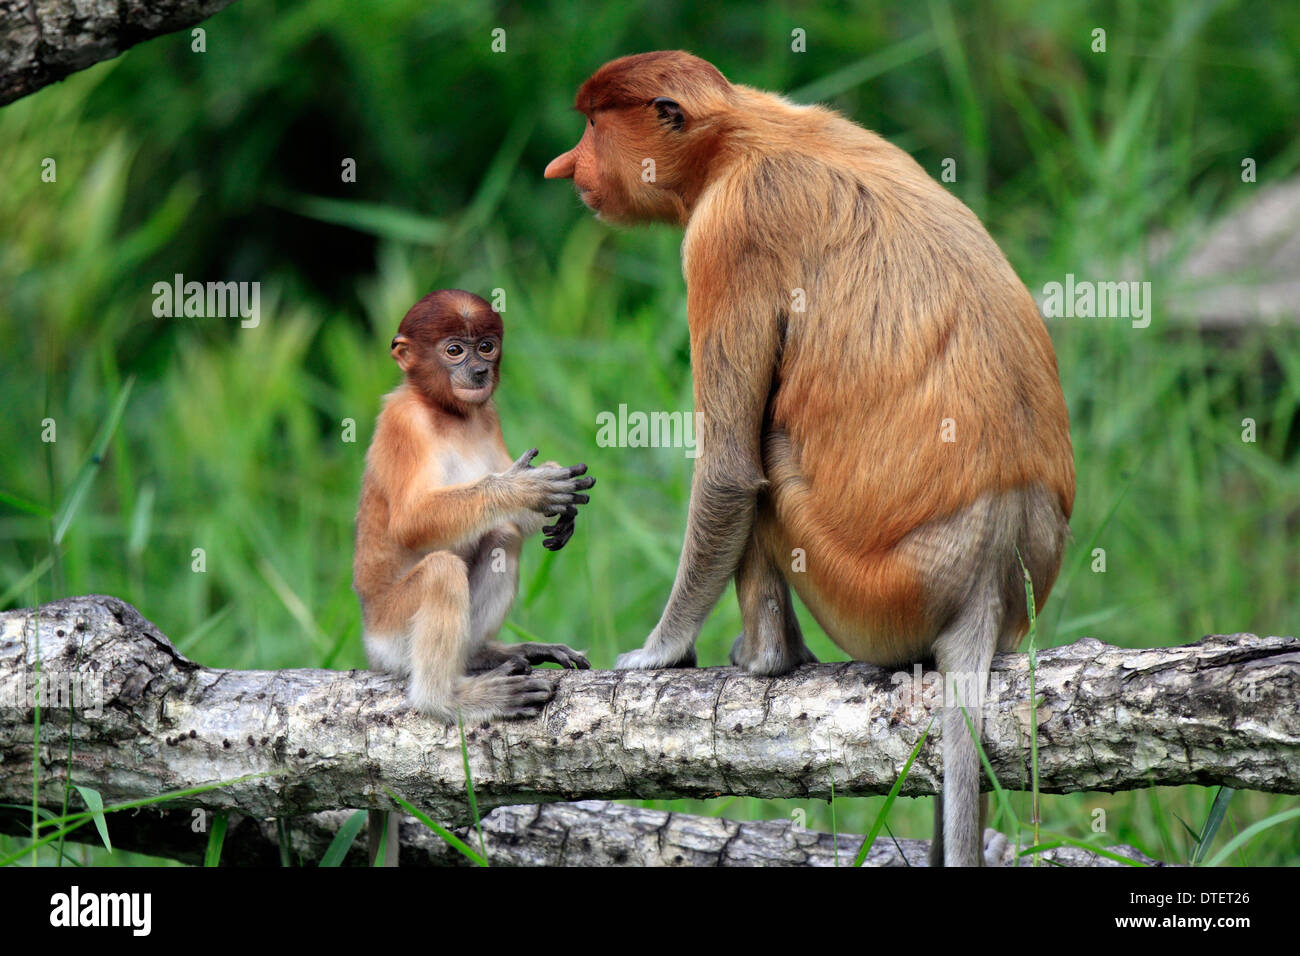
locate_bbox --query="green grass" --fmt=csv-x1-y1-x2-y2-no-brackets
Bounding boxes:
1,0,1297,865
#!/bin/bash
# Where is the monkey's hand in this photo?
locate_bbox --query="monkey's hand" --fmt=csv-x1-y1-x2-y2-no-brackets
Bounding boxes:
614,625,698,670
542,510,577,550
538,458,579,551
502,449,594,548
542,464,597,549
503,449,595,519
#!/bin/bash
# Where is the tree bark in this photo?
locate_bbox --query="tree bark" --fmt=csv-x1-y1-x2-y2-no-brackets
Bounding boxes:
0,0,239,106
0,799,1166,867
1,595,1296,828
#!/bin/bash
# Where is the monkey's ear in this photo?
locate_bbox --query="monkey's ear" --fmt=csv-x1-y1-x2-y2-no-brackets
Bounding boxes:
390,334,414,371
652,97,685,132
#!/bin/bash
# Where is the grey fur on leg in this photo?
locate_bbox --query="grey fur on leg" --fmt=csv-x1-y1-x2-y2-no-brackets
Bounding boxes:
729,534,817,675
615,461,765,671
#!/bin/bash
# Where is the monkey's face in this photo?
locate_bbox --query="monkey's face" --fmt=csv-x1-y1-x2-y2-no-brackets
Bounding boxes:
391,290,504,413
391,331,500,412
545,110,682,225
548,53,737,224
434,336,501,405
544,115,614,216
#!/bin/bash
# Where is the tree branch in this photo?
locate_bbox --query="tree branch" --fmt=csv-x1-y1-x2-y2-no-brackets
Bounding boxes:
0,0,239,106
0,800,1165,867
1,596,1296,828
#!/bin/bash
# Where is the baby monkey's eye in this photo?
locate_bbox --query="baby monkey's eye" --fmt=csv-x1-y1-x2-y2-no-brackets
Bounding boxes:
445,343,464,357
478,341,496,355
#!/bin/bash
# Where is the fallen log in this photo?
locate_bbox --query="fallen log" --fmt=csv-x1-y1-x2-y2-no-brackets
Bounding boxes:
0,799,1165,867
1,596,1296,828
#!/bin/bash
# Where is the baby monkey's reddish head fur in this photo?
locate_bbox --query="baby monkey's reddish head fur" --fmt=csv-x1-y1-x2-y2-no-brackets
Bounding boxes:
391,289,504,416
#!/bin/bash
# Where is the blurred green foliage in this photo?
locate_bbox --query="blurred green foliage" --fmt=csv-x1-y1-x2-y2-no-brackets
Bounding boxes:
1,0,1297,864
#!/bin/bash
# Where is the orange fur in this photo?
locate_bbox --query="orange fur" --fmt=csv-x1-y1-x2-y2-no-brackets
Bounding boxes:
547,52,1073,666
547,52,1074,866
353,290,593,724
353,382,513,619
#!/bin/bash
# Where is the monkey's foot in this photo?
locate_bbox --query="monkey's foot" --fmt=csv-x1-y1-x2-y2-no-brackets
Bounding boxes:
518,642,590,670
728,632,818,675
486,657,531,676
982,828,1011,867
457,674,556,720
466,652,530,675
614,643,697,670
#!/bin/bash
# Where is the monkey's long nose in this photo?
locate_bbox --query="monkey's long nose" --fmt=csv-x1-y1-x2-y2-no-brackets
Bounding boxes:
544,150,576,179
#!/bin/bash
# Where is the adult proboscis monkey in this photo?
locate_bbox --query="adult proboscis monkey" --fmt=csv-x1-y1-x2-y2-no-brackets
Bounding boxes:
545,52,1074,866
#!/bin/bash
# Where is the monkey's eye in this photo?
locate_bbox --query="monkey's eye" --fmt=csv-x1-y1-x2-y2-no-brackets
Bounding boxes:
478,341,496,355
445,343,464,358
588,116,595,128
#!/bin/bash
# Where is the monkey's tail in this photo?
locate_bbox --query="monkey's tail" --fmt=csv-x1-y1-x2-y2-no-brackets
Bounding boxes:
929,582,1001,867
